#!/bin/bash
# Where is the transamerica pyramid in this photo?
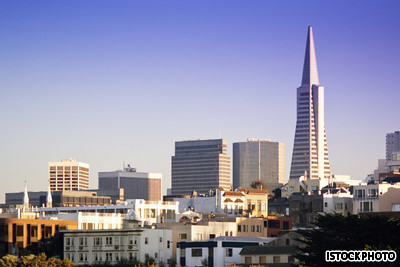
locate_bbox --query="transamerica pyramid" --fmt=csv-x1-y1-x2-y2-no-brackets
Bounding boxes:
289,26,331,180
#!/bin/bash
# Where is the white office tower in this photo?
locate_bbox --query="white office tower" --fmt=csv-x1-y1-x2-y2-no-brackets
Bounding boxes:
290,26,331,180
49,159,90,191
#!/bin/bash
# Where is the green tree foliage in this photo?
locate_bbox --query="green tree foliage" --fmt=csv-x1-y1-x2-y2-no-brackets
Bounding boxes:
250,180,266,189
296,213,400,266
0,253,72,267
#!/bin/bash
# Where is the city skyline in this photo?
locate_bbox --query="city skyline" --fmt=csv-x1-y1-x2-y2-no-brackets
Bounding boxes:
0,1,399,202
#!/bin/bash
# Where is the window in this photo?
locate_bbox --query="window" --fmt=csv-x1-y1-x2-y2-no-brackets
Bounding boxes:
259,256,266,263
238,225,241,232
256,225,260,232
196,233,202,241
226,248,233,257
106,237,113,245
159,237,162,242
251,225,255,232
288,256,295,263
179,233,187,240
283,221,289,230
167,240,170,249
145,237,148,244
245,257,252,264
192,249,202,257
355,189,365,198
268,220,280,228
66,238,70,246
324,202,328,207
16,226,23,236
273,256,281,263
79,253,83,262
181,249,186,257
79,237,84,246
209,234,216,239
155,252,158,259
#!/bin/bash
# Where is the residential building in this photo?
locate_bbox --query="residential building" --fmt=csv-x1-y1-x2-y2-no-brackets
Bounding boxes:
43,212,124,230
39,199,179,227
290,26,330,180
0,218,78,257
171,139,231,195
386,130,400,162
99,166,162,201
62,221,173,266
233,139,285,193
323,188,353,216
239,245,298,265
173,187,268,217
177,236,275,267
289,192,323,227
353,182,400,213
49,159,89,191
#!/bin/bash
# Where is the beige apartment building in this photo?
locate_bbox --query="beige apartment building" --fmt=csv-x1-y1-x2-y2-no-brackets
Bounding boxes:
49,159,89,191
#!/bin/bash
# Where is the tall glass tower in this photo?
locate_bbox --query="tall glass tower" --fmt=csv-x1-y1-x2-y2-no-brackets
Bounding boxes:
290,26,331,180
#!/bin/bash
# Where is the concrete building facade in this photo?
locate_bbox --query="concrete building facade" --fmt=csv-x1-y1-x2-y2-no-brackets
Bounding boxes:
171,139,231,195
49,159,89,191
99,167,162,201
386,130,400,162
63,222,173,266
290,26,330,180
233,139,285,193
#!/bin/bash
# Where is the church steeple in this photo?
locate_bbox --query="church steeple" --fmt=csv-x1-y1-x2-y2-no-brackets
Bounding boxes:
301,26,319,86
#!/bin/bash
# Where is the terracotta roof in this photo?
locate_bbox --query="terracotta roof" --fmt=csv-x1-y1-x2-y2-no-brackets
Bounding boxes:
223,191,245,197
224,198,233,203
234,199,244,203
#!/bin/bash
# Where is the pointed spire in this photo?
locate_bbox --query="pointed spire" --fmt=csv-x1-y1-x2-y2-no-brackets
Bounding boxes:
301,26,319,86
46,179,52,208
23,181,29,210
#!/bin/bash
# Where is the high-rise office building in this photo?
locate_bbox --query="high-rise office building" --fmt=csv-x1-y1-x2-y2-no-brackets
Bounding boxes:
290,26,331,180
386,130,400,161
49,159,89,191
98,166,162,201
233,139,285,193
171,139,231,195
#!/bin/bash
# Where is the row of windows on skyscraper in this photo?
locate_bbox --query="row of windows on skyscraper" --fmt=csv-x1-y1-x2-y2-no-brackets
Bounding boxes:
170,138,286,195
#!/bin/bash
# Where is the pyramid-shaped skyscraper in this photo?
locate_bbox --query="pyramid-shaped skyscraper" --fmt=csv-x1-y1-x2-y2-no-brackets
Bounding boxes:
290,26,331,180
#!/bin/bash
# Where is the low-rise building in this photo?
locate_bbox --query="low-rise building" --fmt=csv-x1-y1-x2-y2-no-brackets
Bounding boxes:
62,220,173,266
323,188,353,216
353,182,400,213
173,187,268,217
39,199,179,227
0,218,78,257
289,192,323,227
177,236,275,267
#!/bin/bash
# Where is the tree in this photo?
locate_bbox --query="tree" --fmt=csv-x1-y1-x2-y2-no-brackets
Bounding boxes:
201,257,208,267
250,180,266,189
296,213,400,266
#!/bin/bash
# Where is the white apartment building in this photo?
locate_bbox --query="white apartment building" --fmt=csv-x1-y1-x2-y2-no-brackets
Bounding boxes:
323,188,353,216
63,221,173,266
177,236,275,267
353,182,400,213
44,212,124,230
40,199,179,227
49,159,89,191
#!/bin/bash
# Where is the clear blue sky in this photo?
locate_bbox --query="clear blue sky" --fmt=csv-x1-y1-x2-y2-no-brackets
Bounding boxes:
0,1,399,201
